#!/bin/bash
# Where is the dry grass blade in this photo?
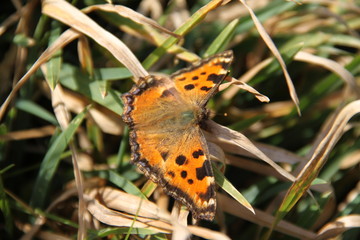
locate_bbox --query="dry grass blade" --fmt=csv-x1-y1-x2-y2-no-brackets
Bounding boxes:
339,149,360,169
19,216,47,240
42,0,148,79
226,155,288,180
295,51,360,97
51,85,87,239
87,187,170,220
272,100,360,233
172,221,191,240
301,0,360,14
205,120,295,182
51,86,124,135
187,225,231,240
239,0,300,115
86,194,172,232
316,215,360,240
0,125,56,141
220,77,270,103
86,187,231,239
254,142,303,165
222,58,272,100
0,10,20,36
300,100,360,179
82,4,180,38
0,29,80,121
218,194,317,239
19,180,98,240
2,0,358,239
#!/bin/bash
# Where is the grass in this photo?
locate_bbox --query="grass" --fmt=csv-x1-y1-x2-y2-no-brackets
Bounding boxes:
1,0,360,239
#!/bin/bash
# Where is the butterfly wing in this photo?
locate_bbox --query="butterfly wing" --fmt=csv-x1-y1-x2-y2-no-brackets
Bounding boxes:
171,50,233,107
122,75,216,220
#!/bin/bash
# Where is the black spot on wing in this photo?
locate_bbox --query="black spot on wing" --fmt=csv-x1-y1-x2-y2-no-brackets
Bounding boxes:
200,86,212,92
192,76,199,80
196,160,212,180
192,149,204,159
200,72,207,75
207,73,225,84
181,171,187,178
178,77,186,81
175,155,187,165
184,84,195,90
188,179,194,184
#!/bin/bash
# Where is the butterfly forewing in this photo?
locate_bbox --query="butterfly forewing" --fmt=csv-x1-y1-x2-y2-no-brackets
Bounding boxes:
171,50,233,108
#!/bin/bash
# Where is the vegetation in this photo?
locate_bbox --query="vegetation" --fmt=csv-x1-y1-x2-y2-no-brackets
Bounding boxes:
0,0,359,239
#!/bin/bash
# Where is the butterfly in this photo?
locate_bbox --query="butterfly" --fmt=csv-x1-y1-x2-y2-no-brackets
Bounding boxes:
122,51,233,220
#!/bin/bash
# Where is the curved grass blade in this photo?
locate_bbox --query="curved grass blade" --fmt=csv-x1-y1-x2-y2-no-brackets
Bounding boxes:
265,100,360,239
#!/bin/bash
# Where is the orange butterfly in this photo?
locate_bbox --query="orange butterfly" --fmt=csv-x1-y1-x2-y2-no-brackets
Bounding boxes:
122,51,233,220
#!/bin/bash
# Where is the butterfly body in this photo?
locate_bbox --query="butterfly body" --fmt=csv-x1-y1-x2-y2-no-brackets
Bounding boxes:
122,51,233,220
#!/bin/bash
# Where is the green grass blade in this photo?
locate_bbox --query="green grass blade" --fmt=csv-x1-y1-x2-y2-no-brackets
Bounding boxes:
30,106,89,208
45,20,62,90
15,99,58,125
204,19,240,56
115,126,129,171
93,67,132,81
59,64,124,115
213,163,254,214
234,0,296,35
142,0,225,69
89,227,158,239
95,169,146,198
0,165,15,236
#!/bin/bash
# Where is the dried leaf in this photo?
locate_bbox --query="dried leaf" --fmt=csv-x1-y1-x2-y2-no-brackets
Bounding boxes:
218,194,317,239
0,29,80,121
273,100,360,232
82,4,180,38
86,187,232,239
294,51,360,97
317,215,360,240
42,0,147,79
239,0,300,114
220,77,270,103
0,125,56,141
205,120,295,182
51,86,124,135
